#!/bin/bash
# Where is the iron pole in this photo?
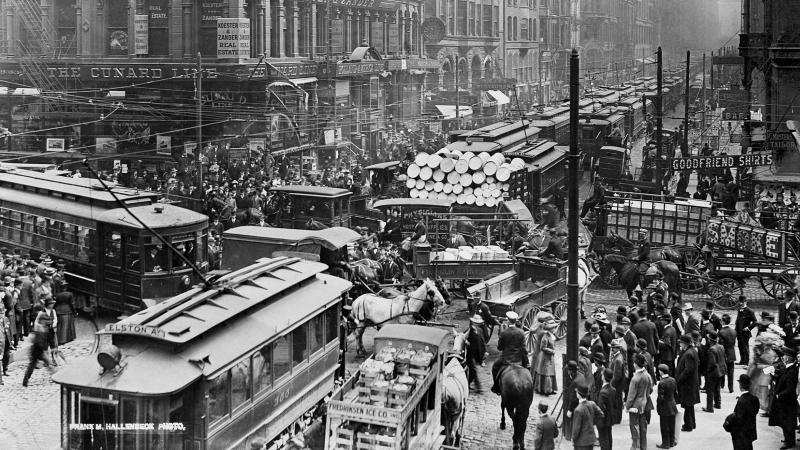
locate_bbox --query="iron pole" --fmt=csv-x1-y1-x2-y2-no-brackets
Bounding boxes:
742,0,751,154
656,47,663,183
566,48,580,363
196,52,202,186
702,53,706,134
683,50,690,157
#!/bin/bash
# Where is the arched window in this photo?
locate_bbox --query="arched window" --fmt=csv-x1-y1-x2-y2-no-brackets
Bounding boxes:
507,17,512,40
513,17,518,41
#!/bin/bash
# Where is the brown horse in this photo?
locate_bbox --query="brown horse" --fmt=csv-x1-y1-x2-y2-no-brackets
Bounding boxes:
602,254,682,300
498,364,534,450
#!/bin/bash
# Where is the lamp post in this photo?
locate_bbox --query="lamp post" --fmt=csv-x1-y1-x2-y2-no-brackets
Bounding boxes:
454,56,467,128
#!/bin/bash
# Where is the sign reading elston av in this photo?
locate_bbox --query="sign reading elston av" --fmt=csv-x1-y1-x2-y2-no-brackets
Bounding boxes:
217,18,250,58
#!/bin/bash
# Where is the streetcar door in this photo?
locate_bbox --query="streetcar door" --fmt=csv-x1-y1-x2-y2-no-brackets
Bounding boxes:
98,226,141,312
79,397,118,450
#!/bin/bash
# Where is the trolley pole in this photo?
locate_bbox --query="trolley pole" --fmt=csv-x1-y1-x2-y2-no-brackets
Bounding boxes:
566,48,580,363
683,50,690,157
196,52,203,186
656,47,663,184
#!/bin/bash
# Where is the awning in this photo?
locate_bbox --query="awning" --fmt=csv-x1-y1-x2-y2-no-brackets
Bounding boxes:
12,88,40,96
434,105,473,119
272,143,314,157
636,57,656,64
487,90,511,105
267,77,318,88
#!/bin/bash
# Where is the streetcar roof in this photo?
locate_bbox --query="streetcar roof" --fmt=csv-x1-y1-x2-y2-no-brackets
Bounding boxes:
364,160,402,170
269,185,353,198
373,198,453,209
502,199,534,224
95,203,208,229
223,226,362,250
53,264,351,394
375,324,452,353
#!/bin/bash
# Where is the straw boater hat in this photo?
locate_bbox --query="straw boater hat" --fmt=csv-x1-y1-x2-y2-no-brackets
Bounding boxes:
469,314,484,325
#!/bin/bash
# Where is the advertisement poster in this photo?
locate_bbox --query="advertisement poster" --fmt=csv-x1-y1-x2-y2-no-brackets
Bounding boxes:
46,138,65,152
248,138,266,156
184,141,198,156
134,15,148,55
217,18,250,58
96,137,117,154
156,134,172,155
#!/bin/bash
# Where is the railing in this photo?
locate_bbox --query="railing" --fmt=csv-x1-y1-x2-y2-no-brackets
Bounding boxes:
11,0,57,57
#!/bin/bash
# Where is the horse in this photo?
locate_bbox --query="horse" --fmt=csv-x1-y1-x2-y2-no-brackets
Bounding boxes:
602,254,682,300
350,278,449,355
571,256,596,318
602,233,684,266
498,364,534,450
441,353,469,447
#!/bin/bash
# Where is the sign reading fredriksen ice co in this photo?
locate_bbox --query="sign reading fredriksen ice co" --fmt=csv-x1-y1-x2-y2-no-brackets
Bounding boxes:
670,154,773,171
217,18,250,58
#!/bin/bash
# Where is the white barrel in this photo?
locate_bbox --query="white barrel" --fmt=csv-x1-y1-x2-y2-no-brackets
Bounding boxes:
409,188,420,198
475,196,485,207
461,151,475,161
478,152,491,162
406,178,416,189
443,183,453,194
492,189,502,198
502,183,510,191
463,187,473,195
485,197,497,207
456,194,466,204
439,157,455,173
454,158,470,174
418,190,429,199
459,173,473,186
447,171,461,185
452,184,464,194
486,176,495,184
434,181,444,192
414,152,429,167
419,166,433,180
511,157,525,168
464,194,476,205
481,183,489,191
483,161,498,176
407,164,420,178
485,189,494,198
491,153,506,165
468,155,484,171
472,171,486,185
425,180,435,191
436,192,448,200
496,165,511,182
450,149,463,158
415,179,425,190
433,169,445,182
474,187,483,198
448,193,458,203
426,153,442,169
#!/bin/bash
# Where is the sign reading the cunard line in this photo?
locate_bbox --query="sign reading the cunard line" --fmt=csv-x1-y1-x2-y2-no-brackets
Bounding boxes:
706,218,786,261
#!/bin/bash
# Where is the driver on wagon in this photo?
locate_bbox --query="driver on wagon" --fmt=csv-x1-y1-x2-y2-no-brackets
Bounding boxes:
491,311,528,394
635,228,651,274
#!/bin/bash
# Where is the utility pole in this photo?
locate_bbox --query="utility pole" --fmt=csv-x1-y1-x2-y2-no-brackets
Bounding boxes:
702,53,706,134
741,0,752,154
566,48,580,364
642,48,646,78
656,47,663,183
683,50,690,157
455,62,460,128
196,52,203,187
711,51,715,91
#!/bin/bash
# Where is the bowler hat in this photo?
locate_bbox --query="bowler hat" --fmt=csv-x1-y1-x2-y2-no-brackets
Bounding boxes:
679,334,693,345
567,360,579,370
575,385,589,397
592,352,606,364
657,364,670,374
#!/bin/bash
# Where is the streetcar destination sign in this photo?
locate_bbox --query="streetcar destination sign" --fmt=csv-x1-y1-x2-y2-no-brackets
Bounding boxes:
670,154,773,171
104,323,167,339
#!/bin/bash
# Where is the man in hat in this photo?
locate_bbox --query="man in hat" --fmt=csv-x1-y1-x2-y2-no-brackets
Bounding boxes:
592,352,607,401
596,367,616,450
656,363,678,448
564,360,582,437
0,302,12,383
659,312,679,372
466,315,486,392
22,309,55,387
571,384,604,450
468,296,499,343
704,301,722,332
770,347,799,448
580,178,606,219
783,311,800,346
735,295,757,365
729,374,759,450
718,314,737,393
681,302,700,335
676,334,700,431
626,353,654,450
3,275,19,347
631,309,659,358
636,338,656,382
703,331,727,412
617,317,637,389
779,290,800,329
491,311,528,394
532,400,559,450
635,228,652,275
609,338,627,424
578,346,595,395
540,228,565,260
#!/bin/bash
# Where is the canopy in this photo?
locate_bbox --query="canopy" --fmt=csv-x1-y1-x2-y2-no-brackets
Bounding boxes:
373,198,453,209
364,160,402,170
434,105,473,120
487,90,511,105
267,77,318,88
223,226,362,250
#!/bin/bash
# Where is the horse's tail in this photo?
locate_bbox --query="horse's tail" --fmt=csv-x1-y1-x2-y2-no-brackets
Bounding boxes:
350,295,368,322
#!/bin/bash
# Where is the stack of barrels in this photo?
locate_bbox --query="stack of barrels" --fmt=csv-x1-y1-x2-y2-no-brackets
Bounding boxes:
405,149,526,207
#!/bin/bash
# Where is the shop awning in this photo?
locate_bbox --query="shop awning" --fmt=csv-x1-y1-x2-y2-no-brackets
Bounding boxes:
487,90,510,105
12,88,40,96
434,105,473,120
272,143,314,157
267,77,318,88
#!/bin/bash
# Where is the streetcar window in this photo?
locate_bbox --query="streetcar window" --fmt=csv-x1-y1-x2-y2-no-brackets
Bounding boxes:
144,243,166,272
230,359,251,411
104,231,122,268
125,235,141,272
171,238,194,269
121,397,138,448
325,304,339,345
33,216,48,250
21,214,33,246
292,325,308,367
272,334,291,381
76,226,92,262
207,373,230,424
309,313,325,356
252,345,272,394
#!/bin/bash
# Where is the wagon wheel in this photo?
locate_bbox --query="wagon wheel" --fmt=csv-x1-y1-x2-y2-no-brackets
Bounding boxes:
681,246,706,272
681,267,709,294
552,302,568,340
523,305,542,353
707,277,744,310
771,268,800,300
759,276,778,298
599,266,622,289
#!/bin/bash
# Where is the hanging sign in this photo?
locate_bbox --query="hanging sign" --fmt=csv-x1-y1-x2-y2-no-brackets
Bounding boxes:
134,15,149,55
670,154,773,171
706,218,785,261
217,18,250,58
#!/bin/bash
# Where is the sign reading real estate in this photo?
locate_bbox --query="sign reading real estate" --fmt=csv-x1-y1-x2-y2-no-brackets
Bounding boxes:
217,18,250,58
134,15,149,55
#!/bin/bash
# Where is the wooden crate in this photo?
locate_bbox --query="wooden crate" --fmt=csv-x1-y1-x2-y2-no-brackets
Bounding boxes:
387,386,412,410
334,426,356,450
356,431,396,449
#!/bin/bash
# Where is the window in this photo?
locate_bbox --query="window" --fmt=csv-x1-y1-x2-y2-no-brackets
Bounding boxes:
54,0,77,56
146,0,169,56
253,345,272,394
493,6,499,37
230,359,251,410
469,2,475,36
126,235,141,272
292,324,308,367
326,304,339,345
513,17,518,41
273,334,291,380
457,1,468,35
106,0,128,55
104,231,122,268
483,5,492,36
207,373,229,423
309,313,325,355
171,237,195,269
449,0,456,34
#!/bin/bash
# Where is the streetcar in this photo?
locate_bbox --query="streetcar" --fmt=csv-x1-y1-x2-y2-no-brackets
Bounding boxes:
0,167,208,313
526,106,570,145
270,185,354,229
53,256,353,450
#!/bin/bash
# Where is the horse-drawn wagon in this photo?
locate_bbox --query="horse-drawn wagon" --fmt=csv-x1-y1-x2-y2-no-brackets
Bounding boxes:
324,324,463,449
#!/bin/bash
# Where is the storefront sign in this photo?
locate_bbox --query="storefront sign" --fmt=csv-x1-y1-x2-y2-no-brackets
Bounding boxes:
105,322,167,339
134,15,149,55
474,78,518,91
722,108,748,121
706,218,785,261
670,154,773,171
407,58,440,69
327,401,402,424
147,0,169,27
335,62,385,76
765,130,798,153
95,137,117,154
217,18,250,58
201,0,224,25
156,134,171,155
249,62,319,79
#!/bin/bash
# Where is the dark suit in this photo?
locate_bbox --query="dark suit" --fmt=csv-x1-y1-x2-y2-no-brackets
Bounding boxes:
659,324,678,374
532,414,558,450
676,346,700,430
657,376,678,447
596,383,616,450
768,363,799,446
783,321,800,347
684,313,700,336
734,306,757,364
571,400,604,448
718,326,737,391
491,325,528,390
778,300,800,329
632,318,660,356
609,352,627,424
731,391,759,450
705,342,727,410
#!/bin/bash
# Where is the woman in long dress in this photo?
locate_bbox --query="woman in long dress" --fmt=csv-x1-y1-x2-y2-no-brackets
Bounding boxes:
748,332,781,413
54,291,76,345
533,321,558,395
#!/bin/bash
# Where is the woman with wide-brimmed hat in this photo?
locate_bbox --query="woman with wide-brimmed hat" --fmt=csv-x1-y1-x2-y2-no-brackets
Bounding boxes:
533,319,559,395
748,330,782,414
